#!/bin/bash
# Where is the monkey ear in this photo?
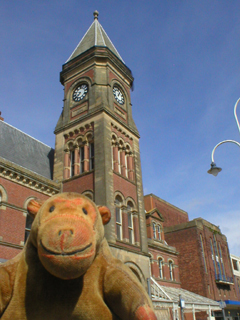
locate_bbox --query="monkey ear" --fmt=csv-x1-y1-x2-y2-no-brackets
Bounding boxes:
27,199,44,219
98,206,111,225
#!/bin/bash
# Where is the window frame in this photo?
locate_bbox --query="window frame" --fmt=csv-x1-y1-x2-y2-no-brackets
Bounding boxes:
115,197,123,241
158,258,164,279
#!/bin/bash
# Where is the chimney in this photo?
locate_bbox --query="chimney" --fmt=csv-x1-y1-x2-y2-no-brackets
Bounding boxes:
0,112,4,121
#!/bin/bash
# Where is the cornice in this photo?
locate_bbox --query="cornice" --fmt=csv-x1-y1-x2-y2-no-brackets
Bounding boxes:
0,158,60,196
61,46,133,86
147,238,178,255
54,106,140,138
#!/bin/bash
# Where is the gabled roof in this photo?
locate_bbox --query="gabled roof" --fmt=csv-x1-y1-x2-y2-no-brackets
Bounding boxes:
146,208,164,222
0,121,54,179
66,11,124,63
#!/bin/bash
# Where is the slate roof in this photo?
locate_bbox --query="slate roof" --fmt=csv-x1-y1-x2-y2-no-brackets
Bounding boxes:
66,11,124,63
0,121,54,179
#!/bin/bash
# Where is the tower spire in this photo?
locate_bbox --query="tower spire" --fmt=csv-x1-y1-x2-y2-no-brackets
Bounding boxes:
93,10,99,20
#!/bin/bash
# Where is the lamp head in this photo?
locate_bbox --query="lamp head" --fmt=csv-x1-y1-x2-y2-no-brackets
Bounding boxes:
207,162,222,176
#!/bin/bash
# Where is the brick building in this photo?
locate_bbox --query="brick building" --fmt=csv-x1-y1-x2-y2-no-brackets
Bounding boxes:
145,193,240,319
231,254,240,302
0,11,222,319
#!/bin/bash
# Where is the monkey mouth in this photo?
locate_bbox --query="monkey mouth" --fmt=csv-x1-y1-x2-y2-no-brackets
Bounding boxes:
40,240,92,256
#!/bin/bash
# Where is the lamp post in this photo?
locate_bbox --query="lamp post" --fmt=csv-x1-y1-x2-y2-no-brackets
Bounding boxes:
208,98,240,176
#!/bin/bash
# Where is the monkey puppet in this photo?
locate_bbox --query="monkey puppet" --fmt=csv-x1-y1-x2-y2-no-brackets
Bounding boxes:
0,193,157,320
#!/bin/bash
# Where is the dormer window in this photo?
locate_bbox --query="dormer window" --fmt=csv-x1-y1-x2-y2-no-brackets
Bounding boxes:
152,222,162,241
157,225,161,240
153,222,157,239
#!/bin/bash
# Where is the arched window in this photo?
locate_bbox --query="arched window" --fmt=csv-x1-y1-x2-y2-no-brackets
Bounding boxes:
153,222,156,239
25,214,34,243
115,196,123,240
0,185,7,204
82,191,94,201
79,146,84,174
169,261,174,280
127,201,134,244
118,149,121,173
158,258,164,279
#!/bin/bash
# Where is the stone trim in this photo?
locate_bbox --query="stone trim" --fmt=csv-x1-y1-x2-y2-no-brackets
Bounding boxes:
0,240,24,250
0,158,60,196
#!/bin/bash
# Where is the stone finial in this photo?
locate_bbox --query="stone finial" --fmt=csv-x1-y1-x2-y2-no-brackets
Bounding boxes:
93,10,99,20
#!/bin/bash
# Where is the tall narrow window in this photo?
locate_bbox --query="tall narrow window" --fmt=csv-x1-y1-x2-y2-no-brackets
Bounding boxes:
127,203,134,244
125,154,128,178
157,225,161,240
25,214,34,243
0,192,2,202
79,146,84,173
169,261,173,280
115,196,122,240
219,244,226,280
89,143,94,170
153,222,156,239
200,234,207,273
118,150,121,173
158,258,163,279
210,239,217,277
213,235,222,279
70,150,75,177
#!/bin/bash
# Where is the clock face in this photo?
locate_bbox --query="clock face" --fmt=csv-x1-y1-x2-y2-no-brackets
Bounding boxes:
72,84,88,102
113,86,124,105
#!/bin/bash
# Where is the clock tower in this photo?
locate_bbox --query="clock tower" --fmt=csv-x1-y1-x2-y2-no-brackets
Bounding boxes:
53,11,150,283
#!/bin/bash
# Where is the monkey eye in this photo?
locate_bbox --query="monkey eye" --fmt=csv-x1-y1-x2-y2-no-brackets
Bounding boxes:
82,208,88,215
49,205,55,213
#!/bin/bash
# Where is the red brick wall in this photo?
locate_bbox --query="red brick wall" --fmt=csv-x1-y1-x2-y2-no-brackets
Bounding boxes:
165,227,208,297
165,224,237,301
63,172,94,194
0,177,50,260
144,195,189,228
113,173,137,204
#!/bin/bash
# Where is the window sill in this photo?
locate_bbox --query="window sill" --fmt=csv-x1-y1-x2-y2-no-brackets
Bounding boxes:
63,170,94,182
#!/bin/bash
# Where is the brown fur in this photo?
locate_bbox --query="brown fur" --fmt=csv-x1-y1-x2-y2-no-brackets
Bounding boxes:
0,193,157,320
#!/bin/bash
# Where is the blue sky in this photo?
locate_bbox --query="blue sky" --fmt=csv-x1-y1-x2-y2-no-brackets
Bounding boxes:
1,1,240,255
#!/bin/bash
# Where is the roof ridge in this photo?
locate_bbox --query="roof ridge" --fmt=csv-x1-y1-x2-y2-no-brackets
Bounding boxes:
98,21,106,46
0,121,53,149
66,12,124,64
66,20,95,63
99,22,124,63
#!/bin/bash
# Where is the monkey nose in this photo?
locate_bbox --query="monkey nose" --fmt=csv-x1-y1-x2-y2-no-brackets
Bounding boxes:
58,229,74,237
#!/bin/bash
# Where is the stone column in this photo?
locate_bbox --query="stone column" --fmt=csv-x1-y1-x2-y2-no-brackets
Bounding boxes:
84,143,89,172
127,153,134,181
133,211,140,246
94,114,115,243
64,151,70,179
112,144,119,172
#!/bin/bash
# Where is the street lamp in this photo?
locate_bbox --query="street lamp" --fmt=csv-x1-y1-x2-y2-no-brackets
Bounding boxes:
208,98,240,176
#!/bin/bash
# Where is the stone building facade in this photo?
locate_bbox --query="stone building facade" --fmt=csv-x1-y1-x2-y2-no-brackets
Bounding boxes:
145,193,240,319
0,11,223,319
